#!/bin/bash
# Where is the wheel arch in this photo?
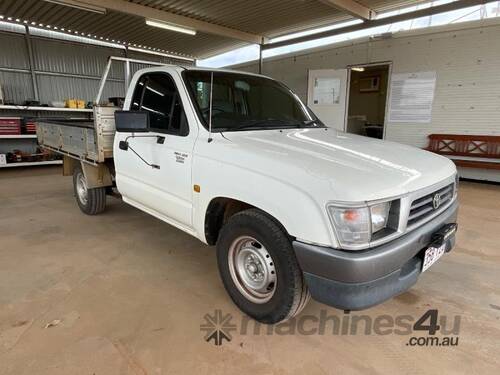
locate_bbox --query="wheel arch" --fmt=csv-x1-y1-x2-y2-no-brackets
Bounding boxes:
64,157,113,189
204,196,292,246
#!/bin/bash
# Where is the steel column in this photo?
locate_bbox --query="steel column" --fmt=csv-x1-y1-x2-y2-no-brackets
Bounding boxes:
24,26,39,101
124,60,131,91
258,44,263,74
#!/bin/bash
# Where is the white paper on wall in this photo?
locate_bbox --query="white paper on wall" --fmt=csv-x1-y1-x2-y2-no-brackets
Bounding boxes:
313,77,341,105
388,71,437,123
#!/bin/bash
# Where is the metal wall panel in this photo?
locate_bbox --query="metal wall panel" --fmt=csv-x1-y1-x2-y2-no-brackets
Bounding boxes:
0,71,34,103
35,74,124,103
0,32,29,69
32,37,125,79
0,29,192,106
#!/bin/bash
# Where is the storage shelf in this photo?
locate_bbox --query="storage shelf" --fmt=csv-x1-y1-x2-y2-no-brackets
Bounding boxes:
0,105,92,113
0,134,37,139
0,160,62,168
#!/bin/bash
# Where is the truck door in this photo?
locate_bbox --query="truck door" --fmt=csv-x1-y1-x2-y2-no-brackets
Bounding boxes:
307,69,348,131
115,72,195,231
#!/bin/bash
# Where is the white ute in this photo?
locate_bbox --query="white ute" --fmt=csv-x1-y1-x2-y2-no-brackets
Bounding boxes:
37,57,459,323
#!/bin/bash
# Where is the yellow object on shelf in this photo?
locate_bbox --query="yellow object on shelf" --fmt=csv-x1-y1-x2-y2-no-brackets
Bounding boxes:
65,99,77,108
64,99,85,109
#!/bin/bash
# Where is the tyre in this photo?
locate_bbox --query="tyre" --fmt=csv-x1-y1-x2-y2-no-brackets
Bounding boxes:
72,166,106,215
216,209,310,324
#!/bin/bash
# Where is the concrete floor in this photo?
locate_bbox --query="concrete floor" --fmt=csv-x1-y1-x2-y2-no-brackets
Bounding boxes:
0,166,499,375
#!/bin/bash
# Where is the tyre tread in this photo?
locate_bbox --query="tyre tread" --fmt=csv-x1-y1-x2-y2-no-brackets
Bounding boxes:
73,166,106,215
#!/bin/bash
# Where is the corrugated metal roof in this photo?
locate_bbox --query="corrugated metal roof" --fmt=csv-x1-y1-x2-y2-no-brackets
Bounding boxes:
0,0,430,58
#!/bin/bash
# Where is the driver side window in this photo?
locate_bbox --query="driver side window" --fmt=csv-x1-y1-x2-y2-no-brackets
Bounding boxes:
130,73,189,136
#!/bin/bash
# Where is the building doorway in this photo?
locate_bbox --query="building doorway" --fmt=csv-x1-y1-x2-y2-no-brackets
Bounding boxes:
346,63,391,139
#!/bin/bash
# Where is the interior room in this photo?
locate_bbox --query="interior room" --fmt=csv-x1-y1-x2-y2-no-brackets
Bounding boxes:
346,64,390,139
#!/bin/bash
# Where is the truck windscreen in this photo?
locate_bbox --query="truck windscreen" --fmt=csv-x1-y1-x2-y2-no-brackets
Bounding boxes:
182,70,323,132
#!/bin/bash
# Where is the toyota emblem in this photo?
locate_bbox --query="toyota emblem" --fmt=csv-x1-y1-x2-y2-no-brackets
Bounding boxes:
432,193,441,209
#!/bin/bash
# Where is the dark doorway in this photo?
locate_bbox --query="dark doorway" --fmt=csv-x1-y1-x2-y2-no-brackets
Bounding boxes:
346,64,390,139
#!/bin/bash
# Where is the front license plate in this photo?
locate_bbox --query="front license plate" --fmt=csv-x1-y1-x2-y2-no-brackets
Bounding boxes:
422,243,446,273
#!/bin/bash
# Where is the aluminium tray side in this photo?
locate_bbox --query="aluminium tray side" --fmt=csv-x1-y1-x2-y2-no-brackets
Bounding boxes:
95,106,118,161
36,106,117,163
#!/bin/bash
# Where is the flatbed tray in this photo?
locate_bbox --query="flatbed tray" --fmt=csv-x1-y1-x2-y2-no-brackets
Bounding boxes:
36,107,117,163
36,119,95,129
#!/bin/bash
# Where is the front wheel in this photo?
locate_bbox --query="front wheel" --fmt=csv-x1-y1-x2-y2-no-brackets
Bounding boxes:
216,209,310,324
73,166,106,215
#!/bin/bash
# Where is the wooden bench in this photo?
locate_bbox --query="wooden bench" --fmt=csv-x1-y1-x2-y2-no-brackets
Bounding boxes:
425,134,500,170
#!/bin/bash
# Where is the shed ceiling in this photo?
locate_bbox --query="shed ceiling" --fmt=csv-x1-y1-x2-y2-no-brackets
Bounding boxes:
0,0,452,59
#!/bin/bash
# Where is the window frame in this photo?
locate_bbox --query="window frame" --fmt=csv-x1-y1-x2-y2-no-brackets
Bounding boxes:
130,72,189,137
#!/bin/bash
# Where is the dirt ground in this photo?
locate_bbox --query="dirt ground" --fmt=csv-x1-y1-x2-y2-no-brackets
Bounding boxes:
0,166,499,374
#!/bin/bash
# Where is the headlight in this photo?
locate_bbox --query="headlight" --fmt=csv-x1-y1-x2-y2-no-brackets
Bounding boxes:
327,201,392,248
370,202,391,233
328,206,370,245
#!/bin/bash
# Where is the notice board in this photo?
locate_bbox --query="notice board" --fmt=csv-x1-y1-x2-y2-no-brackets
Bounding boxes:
312,77,341,105
388,71,437,123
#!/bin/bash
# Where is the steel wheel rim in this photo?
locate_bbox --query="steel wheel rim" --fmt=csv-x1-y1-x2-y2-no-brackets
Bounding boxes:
76,172,88,205
228,236,276,304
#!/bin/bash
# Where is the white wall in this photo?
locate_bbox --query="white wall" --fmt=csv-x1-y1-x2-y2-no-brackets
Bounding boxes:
234,18,500,182
234,18,500,148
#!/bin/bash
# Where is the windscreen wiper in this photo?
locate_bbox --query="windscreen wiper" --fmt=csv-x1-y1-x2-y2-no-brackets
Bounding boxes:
229,119,301,131
221,118,325,132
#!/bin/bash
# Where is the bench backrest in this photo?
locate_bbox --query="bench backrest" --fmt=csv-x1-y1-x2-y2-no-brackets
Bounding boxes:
426,134,500,159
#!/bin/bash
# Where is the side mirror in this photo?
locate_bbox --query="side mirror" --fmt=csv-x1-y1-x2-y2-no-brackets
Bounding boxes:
119,140,129,151
115,110,149,133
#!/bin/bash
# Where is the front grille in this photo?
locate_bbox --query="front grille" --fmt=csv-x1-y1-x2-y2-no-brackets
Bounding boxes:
407,183,454,227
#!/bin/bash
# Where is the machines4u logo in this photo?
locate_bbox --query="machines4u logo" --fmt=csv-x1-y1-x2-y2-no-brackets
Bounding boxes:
200,309,460,347
200,310,237,346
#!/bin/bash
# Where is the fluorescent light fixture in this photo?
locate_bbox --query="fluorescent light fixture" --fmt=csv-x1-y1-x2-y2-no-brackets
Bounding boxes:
43,0,106,15
351,67,365,72
145,19,196,36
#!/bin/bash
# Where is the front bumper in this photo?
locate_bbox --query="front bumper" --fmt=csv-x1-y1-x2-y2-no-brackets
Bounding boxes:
293,199,458,310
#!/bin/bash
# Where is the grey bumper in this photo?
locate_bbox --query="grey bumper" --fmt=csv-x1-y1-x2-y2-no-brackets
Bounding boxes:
293,199,458,310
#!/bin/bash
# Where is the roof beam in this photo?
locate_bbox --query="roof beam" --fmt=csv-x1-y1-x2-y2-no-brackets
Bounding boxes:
319,0,376,20
263,0,488,50
61,0,264,44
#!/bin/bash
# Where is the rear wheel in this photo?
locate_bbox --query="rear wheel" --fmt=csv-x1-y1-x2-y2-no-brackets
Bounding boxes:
73,166,106,215
216,209,310,324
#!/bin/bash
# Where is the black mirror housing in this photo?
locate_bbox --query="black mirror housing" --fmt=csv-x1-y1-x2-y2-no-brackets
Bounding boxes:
118,140,129,151
115,111,149,133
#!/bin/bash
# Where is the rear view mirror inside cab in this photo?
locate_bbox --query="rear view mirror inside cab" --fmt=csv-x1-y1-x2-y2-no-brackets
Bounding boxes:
115,111,150,132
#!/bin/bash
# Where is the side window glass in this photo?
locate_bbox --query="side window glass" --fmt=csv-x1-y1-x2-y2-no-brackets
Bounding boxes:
130,77,146,110
132,73,188,136
141,74,173,132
